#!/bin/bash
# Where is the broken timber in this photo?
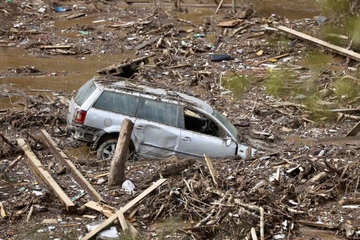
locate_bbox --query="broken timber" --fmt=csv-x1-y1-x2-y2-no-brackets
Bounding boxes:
134,35,161,50
82,178,167,240
97,55,151,76
346,121,360,136
40,45,72,49
40,130,104,202
317,135,360,144
17,139,76,211
277,26,360,62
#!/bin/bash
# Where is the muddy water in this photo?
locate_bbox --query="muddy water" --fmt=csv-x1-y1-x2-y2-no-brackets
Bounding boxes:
0,0,320,108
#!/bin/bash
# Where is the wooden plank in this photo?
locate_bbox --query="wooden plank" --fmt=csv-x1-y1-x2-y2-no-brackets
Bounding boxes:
84,201,116,218
40,45,72,49
277,26,360,62
40,130,104,202
117,211,129,232
66,13,86,20
17,139,76,211
217,19,242,27
82,178,167,240
346,121,360,136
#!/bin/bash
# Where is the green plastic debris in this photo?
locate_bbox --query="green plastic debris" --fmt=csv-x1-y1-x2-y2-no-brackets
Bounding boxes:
79,30,89,35
6,0,13,4
193,33,205,38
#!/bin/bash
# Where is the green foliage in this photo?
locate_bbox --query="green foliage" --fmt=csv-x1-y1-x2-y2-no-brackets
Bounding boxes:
318,0,350,16
333,76,360,100
302,50,333,71
264,69,295,97
222,72,252,99
264,67,336,121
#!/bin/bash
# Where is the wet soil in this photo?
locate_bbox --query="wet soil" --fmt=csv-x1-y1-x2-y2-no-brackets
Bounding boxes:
1,0,360,239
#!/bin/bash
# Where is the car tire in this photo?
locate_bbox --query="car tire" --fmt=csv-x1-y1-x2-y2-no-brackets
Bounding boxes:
96,138,135,161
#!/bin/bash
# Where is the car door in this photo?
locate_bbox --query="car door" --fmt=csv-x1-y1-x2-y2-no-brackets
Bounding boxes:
177,108,237,158
133,98,181,158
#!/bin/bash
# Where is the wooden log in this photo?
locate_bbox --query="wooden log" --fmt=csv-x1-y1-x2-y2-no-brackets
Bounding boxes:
277,26,360,62
40,130,104,202
17,139,76,211
108,119,134,186
82,178,167,240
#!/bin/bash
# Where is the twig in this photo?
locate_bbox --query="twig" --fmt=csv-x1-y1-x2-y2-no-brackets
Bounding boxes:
260,207,264,240
0,155,22,177
26,205,34,222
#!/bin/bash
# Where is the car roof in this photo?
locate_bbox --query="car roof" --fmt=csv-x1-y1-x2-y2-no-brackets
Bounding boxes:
92,76,214,114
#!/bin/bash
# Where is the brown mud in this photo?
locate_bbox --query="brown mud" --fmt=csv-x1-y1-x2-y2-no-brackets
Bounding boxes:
1,0,360,239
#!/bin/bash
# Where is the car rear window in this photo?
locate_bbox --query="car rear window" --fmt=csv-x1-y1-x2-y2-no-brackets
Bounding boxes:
93,91,140,116
139,99,179,127
74,80,96,106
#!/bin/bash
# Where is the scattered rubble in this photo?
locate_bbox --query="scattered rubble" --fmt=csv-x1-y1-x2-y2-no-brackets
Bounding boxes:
2,0,360,239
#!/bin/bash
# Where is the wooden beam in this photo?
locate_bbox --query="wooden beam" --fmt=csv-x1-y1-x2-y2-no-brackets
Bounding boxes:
40,130,104,202
82,178,167,240
277,26,360,62
40,45,72,49
17,139,76,211
346,121,360,136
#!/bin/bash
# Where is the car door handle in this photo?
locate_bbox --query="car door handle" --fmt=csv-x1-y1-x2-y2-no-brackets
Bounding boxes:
181,137,191,142
135,125,144,131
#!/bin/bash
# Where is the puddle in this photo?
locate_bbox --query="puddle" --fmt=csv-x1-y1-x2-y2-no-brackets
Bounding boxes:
0,47,133,91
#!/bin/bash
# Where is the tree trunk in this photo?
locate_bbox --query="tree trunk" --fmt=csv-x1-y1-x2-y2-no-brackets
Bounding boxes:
108,119,134,186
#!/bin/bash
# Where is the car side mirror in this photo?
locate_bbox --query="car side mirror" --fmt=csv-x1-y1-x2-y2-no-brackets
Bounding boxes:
225,136,232,146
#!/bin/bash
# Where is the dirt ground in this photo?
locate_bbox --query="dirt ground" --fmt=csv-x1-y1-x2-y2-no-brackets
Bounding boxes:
1,0,360,239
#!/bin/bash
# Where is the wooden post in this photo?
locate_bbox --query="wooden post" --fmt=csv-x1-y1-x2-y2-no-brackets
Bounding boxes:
108,119,134,186
232,0,236,13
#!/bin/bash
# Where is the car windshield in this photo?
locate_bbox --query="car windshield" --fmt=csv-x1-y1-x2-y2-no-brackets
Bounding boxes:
74,80,96,105
213,110,240,141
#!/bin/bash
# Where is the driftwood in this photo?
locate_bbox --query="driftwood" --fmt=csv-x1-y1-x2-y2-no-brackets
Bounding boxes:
0,155,22,177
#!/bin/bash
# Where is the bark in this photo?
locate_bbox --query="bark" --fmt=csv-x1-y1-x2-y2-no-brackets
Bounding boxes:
108,119,134,186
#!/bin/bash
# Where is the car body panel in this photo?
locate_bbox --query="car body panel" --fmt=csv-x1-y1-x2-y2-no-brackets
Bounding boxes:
133,119,181,158
177,130,237,158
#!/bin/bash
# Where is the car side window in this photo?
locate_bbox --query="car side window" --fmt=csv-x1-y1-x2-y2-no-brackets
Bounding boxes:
138,99,179,127
92,91,140,116
183,108,226,138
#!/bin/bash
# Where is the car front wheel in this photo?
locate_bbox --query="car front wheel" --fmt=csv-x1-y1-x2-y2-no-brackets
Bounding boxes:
96,138,135,161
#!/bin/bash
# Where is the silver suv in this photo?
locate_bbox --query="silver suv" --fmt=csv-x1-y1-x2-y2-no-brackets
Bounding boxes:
67,76,256,160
